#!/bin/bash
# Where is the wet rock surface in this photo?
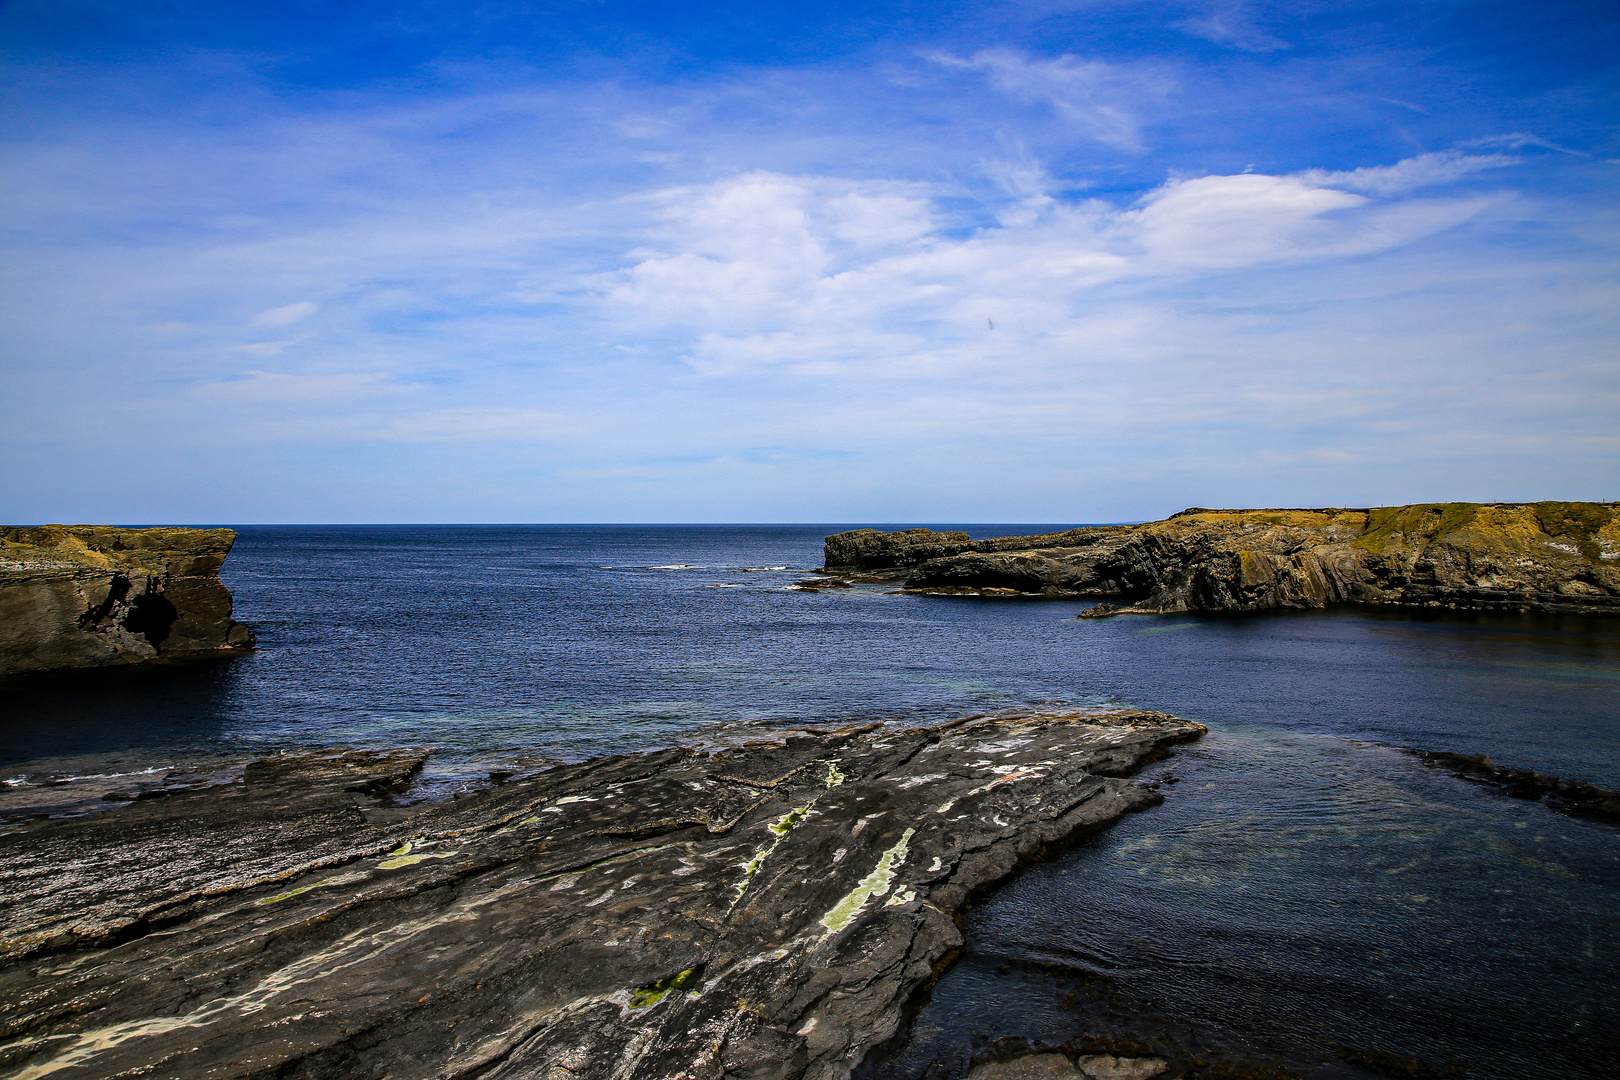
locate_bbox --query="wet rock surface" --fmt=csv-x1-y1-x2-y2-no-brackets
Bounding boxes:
1410,749,1620,824
964,1052,1170,1080
0,525,255,678
821,503,1620,616
0,710,1204,1080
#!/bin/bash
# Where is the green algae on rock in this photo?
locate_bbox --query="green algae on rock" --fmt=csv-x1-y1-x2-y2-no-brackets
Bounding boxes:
0,524,255,678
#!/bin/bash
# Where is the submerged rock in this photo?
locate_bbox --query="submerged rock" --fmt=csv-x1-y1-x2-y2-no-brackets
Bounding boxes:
1410,749,1620,824
823,502,1620,616
0,710,1203,1079
967,1053,1083,1079
0,524,255,677
965,1052,1169,1080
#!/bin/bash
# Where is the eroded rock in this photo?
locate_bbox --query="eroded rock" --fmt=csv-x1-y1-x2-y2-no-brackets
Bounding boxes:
967,1052,1082,1079
965,1052,1169,1080
822,503,1620,616
0,525,255,677
0,710,1204,1079
1072,1054,1169,1080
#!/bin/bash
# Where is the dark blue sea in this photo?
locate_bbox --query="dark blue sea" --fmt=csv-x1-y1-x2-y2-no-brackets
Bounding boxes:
2,525,1618,1080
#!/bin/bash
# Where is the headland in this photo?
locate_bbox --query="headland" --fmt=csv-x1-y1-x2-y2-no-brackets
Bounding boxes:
0,525,255,678
818,502,1619,616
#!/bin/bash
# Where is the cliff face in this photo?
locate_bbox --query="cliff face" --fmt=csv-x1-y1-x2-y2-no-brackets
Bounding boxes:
0,525,255,678
823,503,1620,616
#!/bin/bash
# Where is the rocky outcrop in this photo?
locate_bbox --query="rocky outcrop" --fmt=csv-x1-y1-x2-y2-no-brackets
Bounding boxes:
0,709,1204,1080
0,525,255,678
1409,750,1620,824
822,503,1620,616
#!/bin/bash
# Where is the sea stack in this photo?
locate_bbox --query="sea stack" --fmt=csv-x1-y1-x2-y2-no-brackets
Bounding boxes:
0,525,255,678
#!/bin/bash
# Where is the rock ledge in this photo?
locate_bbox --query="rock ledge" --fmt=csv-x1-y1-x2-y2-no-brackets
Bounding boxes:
0,710,1203,1080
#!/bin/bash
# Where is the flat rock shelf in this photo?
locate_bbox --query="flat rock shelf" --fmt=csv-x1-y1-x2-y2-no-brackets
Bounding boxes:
0,710,1204,1080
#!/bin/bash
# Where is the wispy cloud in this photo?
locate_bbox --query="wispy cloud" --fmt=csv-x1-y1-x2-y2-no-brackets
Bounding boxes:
1,5,1615,522
1293,151,1518,196
929,49,1171,152
1378,98,1430,116
1459,133,1591,157
250,300,318,326
193,370,400,405
228,340,296,357
1177,3,1290,53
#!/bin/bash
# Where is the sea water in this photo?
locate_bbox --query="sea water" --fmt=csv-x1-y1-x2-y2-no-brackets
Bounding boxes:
2,525,1617,1078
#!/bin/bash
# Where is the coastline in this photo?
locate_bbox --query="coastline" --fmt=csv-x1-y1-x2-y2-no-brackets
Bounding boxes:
3,526,1617,1079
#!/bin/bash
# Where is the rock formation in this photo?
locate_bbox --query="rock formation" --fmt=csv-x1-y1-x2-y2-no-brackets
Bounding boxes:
0,709,1204,1080
821,503,1620,616
0,525,255,678
967,1052,1168,1080
1408,749,1620,824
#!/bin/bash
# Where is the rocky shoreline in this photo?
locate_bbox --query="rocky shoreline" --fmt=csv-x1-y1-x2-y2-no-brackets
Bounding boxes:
0,525,255,678
817,502,1620,616
0,709,1204,1080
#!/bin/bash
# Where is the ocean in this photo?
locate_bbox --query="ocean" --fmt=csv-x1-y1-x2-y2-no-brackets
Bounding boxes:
2,524,1617,1078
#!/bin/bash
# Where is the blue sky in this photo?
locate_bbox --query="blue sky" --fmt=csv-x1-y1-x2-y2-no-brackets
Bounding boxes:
1,1,1616,523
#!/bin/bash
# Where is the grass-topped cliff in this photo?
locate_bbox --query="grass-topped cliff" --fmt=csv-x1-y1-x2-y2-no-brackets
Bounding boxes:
822,502,1620,616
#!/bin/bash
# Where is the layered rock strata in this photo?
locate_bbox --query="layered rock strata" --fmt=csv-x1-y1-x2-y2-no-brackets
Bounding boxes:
0,710,1204,1080
822,503,1620,616
0,525,254,677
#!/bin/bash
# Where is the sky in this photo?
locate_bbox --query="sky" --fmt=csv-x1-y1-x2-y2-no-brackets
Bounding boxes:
1,1,1616,524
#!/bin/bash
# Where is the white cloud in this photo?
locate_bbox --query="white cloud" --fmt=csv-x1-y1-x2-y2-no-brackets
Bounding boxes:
596,158,1500,378
930,49,1169,152
1177,4,1290,53
250,300,319,326
1123,174,1368,266
1294,152,1518,196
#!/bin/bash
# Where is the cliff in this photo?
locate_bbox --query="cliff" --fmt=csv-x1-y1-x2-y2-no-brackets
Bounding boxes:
822,502,1620,616
0,710,1203,1080
0,525,255,678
